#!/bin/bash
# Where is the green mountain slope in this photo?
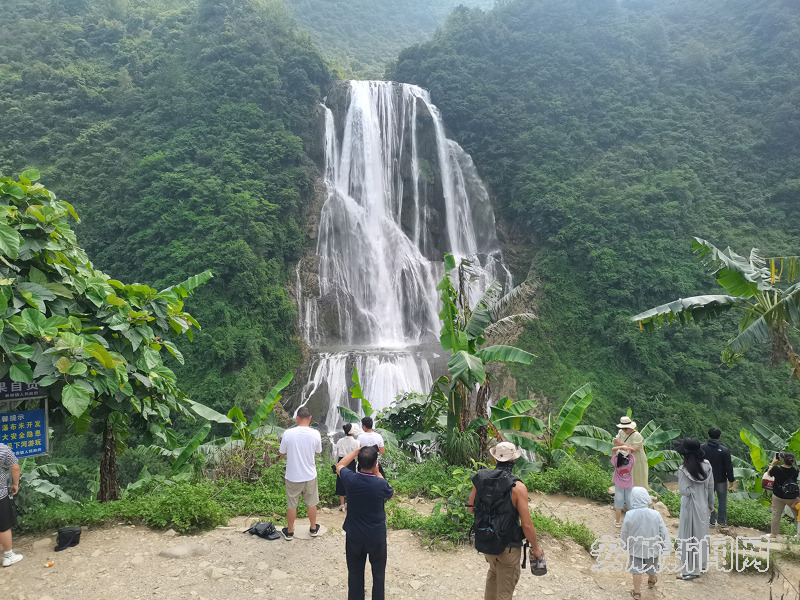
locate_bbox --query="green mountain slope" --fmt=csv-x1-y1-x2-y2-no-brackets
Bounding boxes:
283,0,494,77
391,0,800,450
0,0,331,414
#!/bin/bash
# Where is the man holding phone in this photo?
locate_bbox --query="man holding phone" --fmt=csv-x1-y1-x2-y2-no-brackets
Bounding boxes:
0,442,22,567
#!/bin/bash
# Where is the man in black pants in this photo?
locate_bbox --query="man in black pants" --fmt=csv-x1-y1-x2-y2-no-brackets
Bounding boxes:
336,445,394,600
701,427,735,528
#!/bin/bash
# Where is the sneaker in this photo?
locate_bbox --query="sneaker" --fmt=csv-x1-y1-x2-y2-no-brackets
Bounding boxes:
2,552,23,567
310,524,321,537
281,527,293,541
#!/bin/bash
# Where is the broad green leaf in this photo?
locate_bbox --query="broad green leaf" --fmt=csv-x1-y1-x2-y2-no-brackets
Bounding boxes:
569,435,613,454
187,400,233,424
503,399,538,415
56,356,72,373
105,294,126,307
84,342,115,369
11,343,35,358
67,362,87,376
632,294,743,328
0,223,22,259
20,169,40,182
62,383,92,416
249,371,293,431
740,428,767,471
552,383,593,449
171,423,211,474
447,350,486,386
476,345,534,365
338,405,361,423
444,253,456,271
9,361,33,383
162,340,184,365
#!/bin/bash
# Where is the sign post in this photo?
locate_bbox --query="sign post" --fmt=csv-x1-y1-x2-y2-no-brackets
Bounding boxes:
0,377,49,457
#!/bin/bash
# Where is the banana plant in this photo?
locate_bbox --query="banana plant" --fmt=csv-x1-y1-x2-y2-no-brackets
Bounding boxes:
338,366,374,423
569,419,681,472
632,238,800,380
739,420,800,501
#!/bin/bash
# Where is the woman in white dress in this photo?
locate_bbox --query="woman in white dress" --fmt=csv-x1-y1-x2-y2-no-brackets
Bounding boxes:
334,423,360,511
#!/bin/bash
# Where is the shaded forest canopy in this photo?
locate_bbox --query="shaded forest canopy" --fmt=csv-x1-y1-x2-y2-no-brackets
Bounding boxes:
282,0,494,78
1,0,331,417
391,0,800,451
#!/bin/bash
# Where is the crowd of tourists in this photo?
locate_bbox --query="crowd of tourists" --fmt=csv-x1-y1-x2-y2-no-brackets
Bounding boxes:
3,408,798,600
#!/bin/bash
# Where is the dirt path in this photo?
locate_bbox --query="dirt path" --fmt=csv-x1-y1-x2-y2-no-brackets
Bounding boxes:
0,493,777,600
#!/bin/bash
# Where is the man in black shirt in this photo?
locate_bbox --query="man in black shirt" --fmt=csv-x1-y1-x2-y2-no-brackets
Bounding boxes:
700,428,735,528
336,445,394,600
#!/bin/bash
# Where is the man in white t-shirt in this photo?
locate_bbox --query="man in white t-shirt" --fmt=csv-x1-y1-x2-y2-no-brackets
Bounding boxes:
279,407,322,540
358,417,385,454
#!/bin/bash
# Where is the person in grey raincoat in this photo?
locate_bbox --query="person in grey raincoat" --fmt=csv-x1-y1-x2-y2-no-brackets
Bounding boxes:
675,437,714,580
620,486,670,599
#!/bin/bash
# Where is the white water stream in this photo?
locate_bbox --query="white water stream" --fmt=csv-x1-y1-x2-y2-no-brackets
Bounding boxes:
297,81,508,432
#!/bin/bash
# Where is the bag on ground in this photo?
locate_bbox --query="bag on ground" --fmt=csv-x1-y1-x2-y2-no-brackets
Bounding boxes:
244,521,281,541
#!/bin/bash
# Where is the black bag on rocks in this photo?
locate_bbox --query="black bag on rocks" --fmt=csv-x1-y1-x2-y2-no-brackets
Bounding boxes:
244,521,281,541
55,526,82,551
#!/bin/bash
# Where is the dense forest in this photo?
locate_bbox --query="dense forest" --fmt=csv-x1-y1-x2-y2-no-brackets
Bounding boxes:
1,0,330,426
392,0,800,450
282,0,493,78
3,0,800,463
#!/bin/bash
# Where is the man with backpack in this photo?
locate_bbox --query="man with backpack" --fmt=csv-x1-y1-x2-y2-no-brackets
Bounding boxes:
467,442,544,600
700,428,735,528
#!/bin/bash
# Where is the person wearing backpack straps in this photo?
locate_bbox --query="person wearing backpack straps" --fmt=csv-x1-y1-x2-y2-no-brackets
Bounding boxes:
768,451,800,537
467,442,543,600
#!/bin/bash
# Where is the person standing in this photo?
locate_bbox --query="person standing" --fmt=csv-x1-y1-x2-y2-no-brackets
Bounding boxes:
278,407,322,540
336,445,395,600
620,487,670,599
768,451,800,537
675,437,714,580
358,417,385,455
611,447,635,527
700,428,735,528
614,416,649,489
335,423,360,511
0,443,23,567
467,442,544,600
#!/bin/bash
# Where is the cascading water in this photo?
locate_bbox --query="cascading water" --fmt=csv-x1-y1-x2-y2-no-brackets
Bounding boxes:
296,81,509,432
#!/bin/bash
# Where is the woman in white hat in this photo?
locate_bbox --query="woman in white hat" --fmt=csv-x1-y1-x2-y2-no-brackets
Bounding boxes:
614,416,649,490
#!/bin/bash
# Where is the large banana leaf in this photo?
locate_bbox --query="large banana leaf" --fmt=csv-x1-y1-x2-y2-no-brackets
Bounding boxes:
501,399,538,415
349,367,374,417
338,406,361,424
448,350,486,386
650,449,682,472
740,428,768,471
632,294,744,329
643,427,681,449
170,422,211,474
552,383,593,449
465,281,502,341
692,238,771,295
502,431,543,454
491,402,545,436
751,420,786,449
729,288,800,353
476,345,534,365
787,428,800,454
249,371,293,432
187,399,233,424
572,424,614,441
569,435,612,454
483,313,537,340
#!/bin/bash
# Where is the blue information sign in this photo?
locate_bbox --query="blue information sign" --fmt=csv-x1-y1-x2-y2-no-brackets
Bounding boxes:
0,409,46,457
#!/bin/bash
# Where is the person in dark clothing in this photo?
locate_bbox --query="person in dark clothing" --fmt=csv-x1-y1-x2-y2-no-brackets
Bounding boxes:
700,428,735,527
336,445,394,600
768,451,800,536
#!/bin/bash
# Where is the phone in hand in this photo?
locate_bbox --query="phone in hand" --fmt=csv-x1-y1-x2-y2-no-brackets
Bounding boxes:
776,452,782,461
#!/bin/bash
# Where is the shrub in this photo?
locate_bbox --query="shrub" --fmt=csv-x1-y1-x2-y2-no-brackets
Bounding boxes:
130,483,228,533
524,458,611,503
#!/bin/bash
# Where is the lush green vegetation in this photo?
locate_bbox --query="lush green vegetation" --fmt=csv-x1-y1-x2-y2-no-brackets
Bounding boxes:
391,0,800,454
1,0,331,425
282,0,493,78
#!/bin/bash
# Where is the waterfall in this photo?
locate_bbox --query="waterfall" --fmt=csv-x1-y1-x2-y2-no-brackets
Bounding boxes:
297,81,509,431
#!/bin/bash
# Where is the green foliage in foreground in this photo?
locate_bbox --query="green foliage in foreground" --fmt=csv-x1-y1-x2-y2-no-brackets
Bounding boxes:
392,0,800,456
524,458,612,504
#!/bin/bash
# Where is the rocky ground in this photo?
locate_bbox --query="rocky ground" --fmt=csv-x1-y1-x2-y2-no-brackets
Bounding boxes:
0,492,789,600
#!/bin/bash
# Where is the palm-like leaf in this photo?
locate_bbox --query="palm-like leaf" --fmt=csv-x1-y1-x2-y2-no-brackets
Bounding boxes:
487,276,539,322
632,294,745,329
740,428,768,471
448,350,487,386
569,435,612,454
483,313,538,340
692,237,772,294
249,371,293,432
476,344,535,365
171,422,211,474
751,421,786,449
552,383,593,449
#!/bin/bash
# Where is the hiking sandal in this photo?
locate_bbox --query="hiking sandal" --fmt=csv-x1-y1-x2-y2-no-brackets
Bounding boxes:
630,591,641,600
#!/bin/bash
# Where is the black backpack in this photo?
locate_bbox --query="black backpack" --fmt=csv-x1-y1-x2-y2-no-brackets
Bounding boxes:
244,521,281,540
471,468,523,555
781,479,800,498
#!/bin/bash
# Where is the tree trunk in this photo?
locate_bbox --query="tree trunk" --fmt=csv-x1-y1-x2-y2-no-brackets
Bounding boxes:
98,419,120,503
476,381,491,459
